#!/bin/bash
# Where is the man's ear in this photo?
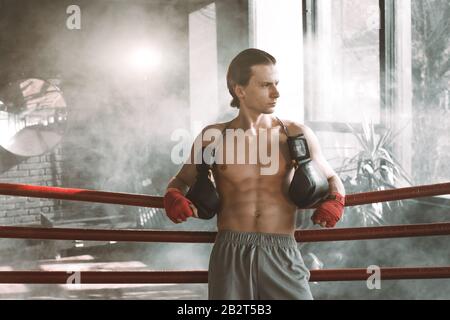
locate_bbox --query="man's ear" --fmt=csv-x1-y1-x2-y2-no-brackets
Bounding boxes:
234,85,245,100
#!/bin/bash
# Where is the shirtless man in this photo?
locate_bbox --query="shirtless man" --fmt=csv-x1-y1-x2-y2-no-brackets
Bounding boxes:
164,49,345,300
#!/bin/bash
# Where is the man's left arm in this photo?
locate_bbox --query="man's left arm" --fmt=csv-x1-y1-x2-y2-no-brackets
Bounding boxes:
327,175,346,196
289,122,346,227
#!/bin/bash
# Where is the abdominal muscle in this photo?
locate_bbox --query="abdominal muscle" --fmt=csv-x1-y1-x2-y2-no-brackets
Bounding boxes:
209,123,298,236
215,168,298,236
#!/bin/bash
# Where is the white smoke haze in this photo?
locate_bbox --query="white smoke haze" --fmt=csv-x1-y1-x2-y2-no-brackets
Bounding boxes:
0,0,448,299
0,0,211,299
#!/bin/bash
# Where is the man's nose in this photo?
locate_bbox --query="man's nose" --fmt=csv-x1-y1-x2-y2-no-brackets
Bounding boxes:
271,86,280,99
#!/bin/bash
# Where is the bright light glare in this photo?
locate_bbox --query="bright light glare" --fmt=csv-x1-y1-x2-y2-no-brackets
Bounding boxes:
129,47,161,71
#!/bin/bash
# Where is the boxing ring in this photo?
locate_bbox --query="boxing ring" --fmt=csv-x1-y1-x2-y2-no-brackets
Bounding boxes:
0,182,449,285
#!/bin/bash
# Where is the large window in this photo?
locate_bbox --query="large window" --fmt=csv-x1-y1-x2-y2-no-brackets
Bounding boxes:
303,0,382,173
411,0,450,185
304,0,449,187
189,2,219,132
305,0,380,124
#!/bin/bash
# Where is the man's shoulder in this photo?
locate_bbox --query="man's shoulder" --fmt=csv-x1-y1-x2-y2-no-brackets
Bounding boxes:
279,119,312,136
202,121,231,133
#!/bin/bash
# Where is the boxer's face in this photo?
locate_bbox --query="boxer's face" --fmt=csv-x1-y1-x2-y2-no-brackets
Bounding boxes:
236,64,280,114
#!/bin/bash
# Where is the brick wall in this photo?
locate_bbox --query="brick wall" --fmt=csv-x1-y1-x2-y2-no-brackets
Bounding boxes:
0,147,63,226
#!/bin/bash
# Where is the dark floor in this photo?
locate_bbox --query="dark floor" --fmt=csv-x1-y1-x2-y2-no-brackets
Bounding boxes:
0,241,210,300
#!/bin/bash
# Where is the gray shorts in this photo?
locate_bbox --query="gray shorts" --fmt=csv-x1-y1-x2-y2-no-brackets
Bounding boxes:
208,230,313,300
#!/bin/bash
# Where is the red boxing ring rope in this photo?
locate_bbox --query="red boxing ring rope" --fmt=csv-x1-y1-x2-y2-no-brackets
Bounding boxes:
0,222,449,243
0,183,163,208
0,181,449,284
0,267,449,284
0,182,449,208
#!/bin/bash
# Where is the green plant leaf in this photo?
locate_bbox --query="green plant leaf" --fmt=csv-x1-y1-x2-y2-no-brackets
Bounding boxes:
388,153,414,185
347,123,369,151
337,152,362,174
375,129,392,154
362,121,371,150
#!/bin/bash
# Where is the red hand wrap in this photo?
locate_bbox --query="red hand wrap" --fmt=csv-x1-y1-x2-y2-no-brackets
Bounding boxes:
311,192,345,227
163,188,193,223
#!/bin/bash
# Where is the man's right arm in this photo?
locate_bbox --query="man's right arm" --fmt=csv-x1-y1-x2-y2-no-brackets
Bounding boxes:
164,124,221,222
163,140,200,222
166,167,195,193
166,123,223,193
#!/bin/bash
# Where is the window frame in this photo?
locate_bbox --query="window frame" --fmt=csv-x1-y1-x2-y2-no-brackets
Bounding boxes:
302,0,389,135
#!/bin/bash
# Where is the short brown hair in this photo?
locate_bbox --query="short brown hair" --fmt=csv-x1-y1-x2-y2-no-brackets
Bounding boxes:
226,48,276,108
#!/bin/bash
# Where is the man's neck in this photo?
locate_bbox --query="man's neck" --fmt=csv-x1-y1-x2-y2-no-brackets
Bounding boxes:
233,109,274,131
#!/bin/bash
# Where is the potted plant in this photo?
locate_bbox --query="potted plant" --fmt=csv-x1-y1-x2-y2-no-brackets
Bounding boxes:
337,121,413,226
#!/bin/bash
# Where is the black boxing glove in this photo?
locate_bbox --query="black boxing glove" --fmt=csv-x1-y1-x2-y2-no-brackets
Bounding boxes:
185,147,220,219
287,134,329,208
